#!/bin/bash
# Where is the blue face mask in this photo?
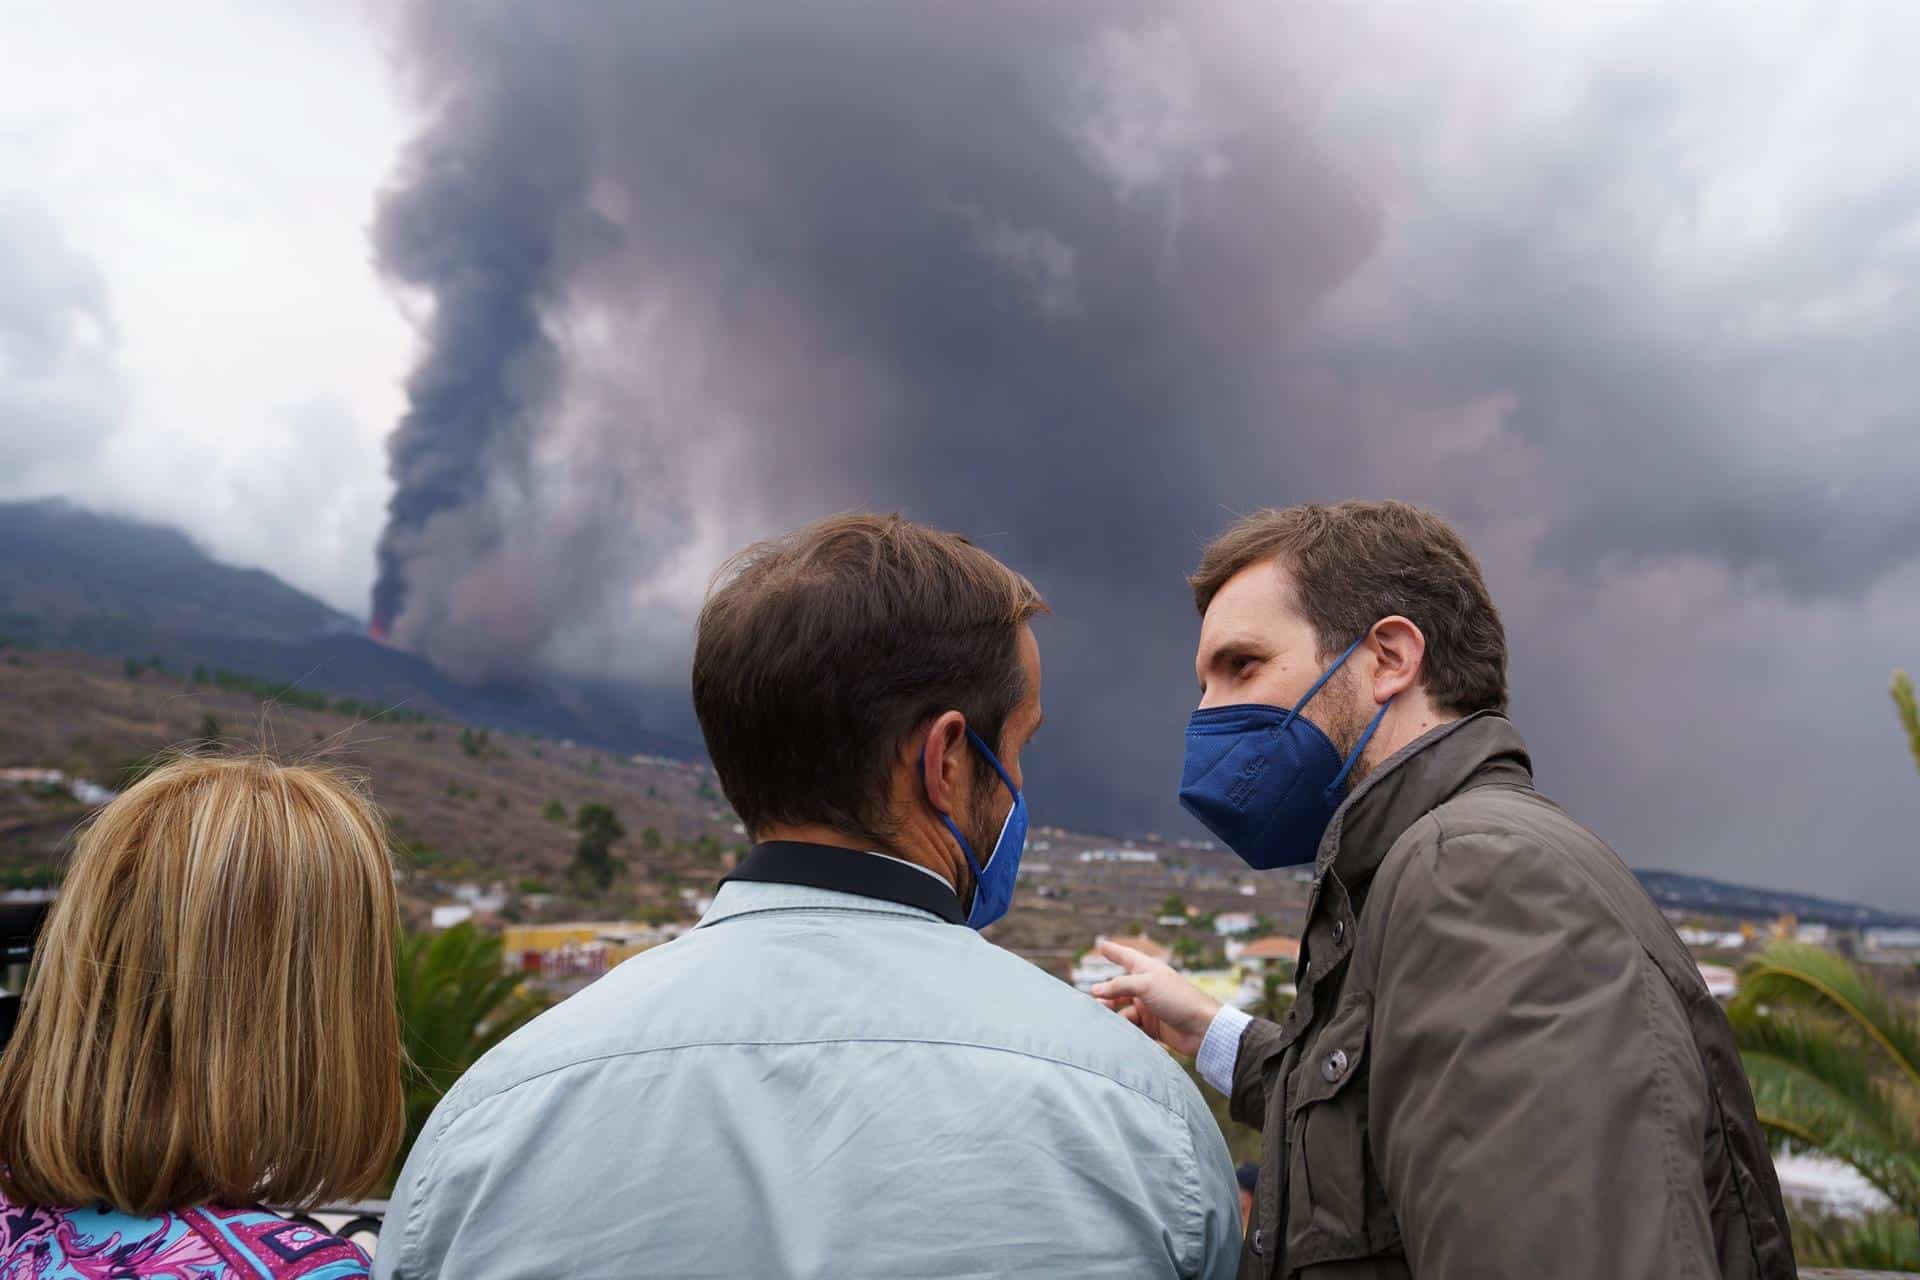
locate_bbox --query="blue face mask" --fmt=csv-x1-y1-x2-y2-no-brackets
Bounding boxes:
938,728,1029,930
1177,633,1392,870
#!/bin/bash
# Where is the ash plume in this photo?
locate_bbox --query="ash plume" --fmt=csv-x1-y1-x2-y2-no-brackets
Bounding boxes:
363,0,1920,907
367,2,1378,683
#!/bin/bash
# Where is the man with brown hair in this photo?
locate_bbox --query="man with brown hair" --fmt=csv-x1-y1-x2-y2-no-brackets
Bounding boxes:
1094,502,1795,1279
381,513,1241,1279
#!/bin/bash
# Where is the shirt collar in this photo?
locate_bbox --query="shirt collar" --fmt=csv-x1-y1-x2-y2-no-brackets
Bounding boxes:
863,849,955,888
696,877,954,929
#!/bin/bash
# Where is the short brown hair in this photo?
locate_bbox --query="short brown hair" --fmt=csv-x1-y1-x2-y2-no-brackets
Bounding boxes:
0,755,403,1214
1191,501,1508,714
694,512,1047,841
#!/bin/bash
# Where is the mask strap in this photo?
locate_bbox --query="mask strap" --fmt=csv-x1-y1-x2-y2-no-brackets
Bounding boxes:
964,728,1019,796
1327,698,1394,796
939,813,986,878
930,728,1020,881
1284,631,1373,726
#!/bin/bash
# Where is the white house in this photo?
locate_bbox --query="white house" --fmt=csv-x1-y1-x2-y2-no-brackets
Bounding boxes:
1071,935,1171,992
1677,927,1748,951
1863,927,1920,963
1078,848,1159,865
1213,911,1257,937
1696,962,1739,1000
430,904,475,930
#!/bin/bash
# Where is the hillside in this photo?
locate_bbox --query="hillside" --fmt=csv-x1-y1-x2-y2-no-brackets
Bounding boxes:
0,498,703,761
0,649,1313,969
0,498,354,647
0,649,735,925
1636,869,1920,930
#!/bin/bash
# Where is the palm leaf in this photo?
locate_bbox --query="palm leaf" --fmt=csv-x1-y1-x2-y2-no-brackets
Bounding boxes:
1731,942,1920,1094
1732,943,1920,1219
391,922,548,1186
1892,669,1920,778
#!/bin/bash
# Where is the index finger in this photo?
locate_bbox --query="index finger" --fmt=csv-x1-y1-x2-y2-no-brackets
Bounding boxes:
1096,939,1155,971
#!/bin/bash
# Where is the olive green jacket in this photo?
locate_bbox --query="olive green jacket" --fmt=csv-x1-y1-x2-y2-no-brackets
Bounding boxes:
1230,713,1796,1279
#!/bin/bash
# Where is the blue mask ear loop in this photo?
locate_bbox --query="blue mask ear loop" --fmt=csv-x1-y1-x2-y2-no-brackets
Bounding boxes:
1325,698,1394,798
932,728,1020,903
1281,632,1373,729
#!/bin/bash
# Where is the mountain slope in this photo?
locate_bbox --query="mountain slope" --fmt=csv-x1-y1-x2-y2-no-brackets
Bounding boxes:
0,498,355,649
1635,868,1920,930
0,499,703,760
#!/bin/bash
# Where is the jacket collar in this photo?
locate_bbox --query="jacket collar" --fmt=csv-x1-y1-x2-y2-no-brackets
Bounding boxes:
1318,710,1534,892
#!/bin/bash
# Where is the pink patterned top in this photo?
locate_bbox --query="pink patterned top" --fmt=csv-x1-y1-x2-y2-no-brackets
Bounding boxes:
0,1196,371,1279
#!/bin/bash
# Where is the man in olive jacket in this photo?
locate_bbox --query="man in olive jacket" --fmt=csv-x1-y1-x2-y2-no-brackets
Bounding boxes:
1095,501,1795,1279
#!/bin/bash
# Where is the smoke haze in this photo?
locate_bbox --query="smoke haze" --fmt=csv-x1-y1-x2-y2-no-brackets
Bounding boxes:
357,0,1920,906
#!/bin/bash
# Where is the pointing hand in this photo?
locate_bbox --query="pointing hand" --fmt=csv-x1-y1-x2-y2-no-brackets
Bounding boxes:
1090,939,1222,1058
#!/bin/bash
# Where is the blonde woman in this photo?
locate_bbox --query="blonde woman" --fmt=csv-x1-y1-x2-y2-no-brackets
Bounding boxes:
0,756,403,1278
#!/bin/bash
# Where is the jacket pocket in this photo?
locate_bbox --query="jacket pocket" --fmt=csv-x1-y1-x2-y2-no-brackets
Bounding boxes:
1284,993,1398,1274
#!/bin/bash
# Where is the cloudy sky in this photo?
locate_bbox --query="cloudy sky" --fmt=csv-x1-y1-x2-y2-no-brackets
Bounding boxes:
6,0,1920,909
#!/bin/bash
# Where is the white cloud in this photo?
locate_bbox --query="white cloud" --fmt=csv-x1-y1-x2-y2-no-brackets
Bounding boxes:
0,0,413,615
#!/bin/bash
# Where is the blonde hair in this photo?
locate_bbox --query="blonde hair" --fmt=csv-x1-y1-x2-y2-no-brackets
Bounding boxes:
0,755,403,1213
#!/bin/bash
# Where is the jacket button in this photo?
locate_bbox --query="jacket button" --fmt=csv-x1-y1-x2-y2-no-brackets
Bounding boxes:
1322,1049,1349,1083
1333,919,1346,944
1251,1227,1266,1255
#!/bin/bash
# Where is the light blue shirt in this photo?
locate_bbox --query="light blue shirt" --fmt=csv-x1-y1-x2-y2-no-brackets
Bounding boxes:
379,872,1241,1279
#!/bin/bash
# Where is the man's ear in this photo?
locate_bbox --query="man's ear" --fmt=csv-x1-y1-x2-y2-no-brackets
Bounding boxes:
1366,616,1427,705
918,710,970,818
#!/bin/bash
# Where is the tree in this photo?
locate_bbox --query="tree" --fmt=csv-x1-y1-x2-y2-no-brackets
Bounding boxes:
1728,942,1920,1267
641,826,664,852
195,713,221,745
569,803,627,893
541,799,568,823
1157,894,1187,919
392,923,546,1187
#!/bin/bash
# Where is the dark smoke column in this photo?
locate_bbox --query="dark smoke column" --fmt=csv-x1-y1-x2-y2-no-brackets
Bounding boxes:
367,14,590,649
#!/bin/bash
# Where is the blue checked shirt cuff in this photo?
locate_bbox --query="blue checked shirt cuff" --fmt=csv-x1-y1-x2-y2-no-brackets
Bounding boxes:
1196,1003,1252,1096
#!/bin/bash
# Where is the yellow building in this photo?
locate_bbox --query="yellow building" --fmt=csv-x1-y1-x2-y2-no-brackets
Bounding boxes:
504,922,664,979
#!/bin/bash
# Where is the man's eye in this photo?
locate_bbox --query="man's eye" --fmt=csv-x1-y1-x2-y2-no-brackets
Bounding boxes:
1234,657,1260,677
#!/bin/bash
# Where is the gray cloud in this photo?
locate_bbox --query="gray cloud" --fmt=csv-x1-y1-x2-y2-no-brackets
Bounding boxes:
370,1,1920,908
0,200,122,498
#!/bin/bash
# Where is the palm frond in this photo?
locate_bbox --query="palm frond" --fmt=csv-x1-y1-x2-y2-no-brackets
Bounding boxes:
1732,942,1920,1217
1732,942,1920,1093
391,921,549,1186
1892,669,1920,778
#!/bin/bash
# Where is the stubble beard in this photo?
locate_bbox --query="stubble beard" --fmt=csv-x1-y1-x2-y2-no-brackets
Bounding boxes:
1324,665,1378,794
